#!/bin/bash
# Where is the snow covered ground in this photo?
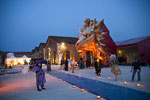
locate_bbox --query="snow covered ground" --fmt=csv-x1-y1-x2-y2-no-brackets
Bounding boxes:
56,65,150,93
0,69,104,100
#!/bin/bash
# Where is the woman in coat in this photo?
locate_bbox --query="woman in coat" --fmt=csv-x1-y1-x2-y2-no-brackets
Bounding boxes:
35,63,46,91
110,55,121,81
70,59,75,73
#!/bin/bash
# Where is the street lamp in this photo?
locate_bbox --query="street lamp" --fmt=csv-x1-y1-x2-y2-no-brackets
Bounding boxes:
61,42,65,49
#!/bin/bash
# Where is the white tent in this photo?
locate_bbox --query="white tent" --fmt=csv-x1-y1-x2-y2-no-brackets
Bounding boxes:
5,53,31,66
22,55,27,58
7,53,15,58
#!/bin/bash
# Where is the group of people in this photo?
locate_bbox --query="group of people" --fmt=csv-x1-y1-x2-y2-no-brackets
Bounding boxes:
61,59,75,73
34,55,142,91
94,54,142,82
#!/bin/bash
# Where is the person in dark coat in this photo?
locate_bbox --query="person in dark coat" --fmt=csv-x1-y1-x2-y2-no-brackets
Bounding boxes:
35,63,46,91
98,59,102,76
86,59,91,68
65,59,68,71
61,59,63,67
131,59,141,81
94,58,100,76
79,58,84,69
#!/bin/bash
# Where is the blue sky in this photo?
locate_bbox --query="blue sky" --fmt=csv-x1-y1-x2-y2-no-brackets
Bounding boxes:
0,0,149,52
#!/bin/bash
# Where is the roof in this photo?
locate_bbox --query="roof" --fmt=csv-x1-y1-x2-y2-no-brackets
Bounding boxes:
39,43,46,48
116,36,150,47
48,36,78,44
32,49,35,52
13,52,32,57
35,47,39,51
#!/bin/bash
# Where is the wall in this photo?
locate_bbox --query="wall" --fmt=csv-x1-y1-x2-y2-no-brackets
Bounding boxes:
45,37,79,64
117,45,138,64
138,38,150,65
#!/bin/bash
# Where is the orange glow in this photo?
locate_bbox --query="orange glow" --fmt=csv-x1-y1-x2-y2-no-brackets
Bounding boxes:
77,50,82,52
5,57,31,66
136,84,141,87
73,85,77,88
58,79,62,81
76,19,108,65
96,96,101,99
81,89,87,92
0,77,34,95
123,81,128,85
118,50,122,54
61,43,66,49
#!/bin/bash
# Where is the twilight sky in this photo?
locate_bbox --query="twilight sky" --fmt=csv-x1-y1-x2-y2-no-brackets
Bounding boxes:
0,0,149,52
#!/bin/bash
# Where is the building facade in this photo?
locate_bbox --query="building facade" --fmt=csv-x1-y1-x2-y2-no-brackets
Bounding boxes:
116,36,150,65
0,51,7,66
45,36,79,64
39,43,46,60
34,47,40,59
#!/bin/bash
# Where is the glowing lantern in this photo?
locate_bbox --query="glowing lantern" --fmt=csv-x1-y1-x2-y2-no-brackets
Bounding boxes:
81,89,86,92
136,84,141,87
63,81,66,83
73,85,77,88
107,77,111,80
96,96,101,99
58,79,62,81
123,81,128,85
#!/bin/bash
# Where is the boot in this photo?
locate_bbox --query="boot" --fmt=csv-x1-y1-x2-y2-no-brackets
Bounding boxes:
41,85,45,89
37,88,42,91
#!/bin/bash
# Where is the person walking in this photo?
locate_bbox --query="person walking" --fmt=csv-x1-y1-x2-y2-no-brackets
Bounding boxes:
94,58,101,77
79,58,84,69
61,59,63,67
47,60,51,72
35,63,46,91
110,55,121,81
70,59,75,73
86,60,90,68
65,59,68,71
98,59,102,76
22,60,29,74
131,59,141,81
